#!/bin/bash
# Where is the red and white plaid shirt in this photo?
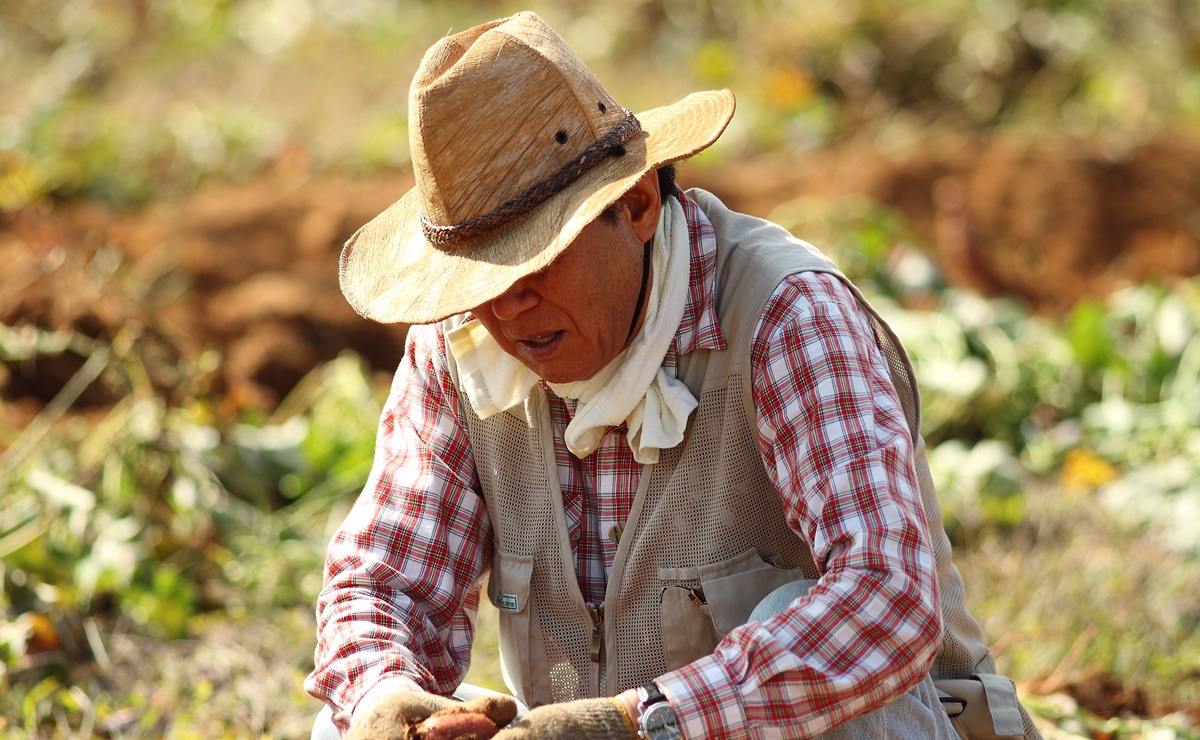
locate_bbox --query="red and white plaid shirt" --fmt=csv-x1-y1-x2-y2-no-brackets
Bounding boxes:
307,192,942,737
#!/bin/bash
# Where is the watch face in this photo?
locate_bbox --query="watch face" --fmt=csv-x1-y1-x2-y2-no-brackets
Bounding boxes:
641,701,681,740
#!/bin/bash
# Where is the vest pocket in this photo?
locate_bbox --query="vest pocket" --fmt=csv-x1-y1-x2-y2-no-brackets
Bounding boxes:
658,549,817,669
657,549,813,670
488,550,532,614
658,583,721,672
488,550,535,704
699,557,816,636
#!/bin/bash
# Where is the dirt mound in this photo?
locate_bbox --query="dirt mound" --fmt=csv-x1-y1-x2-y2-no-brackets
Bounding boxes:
4,131,1200,411
2,172,413,412
713,130,1200,307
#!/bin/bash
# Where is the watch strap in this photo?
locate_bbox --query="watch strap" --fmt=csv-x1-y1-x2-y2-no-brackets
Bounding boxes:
639,681,667,706
637,681,678,740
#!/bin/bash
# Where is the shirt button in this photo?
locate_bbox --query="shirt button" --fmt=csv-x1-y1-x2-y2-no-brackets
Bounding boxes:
608,525,622,543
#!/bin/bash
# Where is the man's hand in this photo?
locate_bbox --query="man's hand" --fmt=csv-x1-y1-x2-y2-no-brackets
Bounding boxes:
347,691,519,740
492,697,637,740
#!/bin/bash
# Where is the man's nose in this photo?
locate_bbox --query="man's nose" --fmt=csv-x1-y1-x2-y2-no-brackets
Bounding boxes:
489,279,539,321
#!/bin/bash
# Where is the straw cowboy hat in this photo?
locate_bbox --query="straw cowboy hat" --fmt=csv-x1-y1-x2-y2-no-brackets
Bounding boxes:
338,11,735,325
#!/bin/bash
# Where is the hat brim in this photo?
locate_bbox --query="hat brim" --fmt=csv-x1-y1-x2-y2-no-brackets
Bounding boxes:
339,89,735,325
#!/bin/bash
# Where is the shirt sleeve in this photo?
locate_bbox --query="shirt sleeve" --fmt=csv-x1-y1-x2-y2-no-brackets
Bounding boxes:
655,272,943,739
304,323,493,734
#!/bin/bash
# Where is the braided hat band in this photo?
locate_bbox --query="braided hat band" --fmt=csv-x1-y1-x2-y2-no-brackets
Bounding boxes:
420,111,642,248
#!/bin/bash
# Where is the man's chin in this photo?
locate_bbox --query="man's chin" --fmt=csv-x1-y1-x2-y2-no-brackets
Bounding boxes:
506,341,602,384
536,368,589,385
530,360,601,386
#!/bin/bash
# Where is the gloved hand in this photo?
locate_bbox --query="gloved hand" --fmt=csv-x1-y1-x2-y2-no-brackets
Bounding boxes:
492,697,636,740
347,690,519,740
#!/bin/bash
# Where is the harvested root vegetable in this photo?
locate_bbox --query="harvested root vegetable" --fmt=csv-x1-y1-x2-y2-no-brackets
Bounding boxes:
412,695,520,740
460,695,519,729
414,711,503,740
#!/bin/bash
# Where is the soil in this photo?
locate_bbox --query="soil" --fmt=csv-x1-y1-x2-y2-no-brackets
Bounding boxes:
4,129,1200,412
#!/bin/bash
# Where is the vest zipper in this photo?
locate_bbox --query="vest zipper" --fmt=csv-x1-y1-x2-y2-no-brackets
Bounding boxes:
587,601,606,696
587,602,604,663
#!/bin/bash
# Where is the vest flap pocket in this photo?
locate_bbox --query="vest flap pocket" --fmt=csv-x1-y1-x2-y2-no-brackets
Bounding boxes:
935,674,1024,740
488,550,533,614
658,584,721,672
699,553,814,635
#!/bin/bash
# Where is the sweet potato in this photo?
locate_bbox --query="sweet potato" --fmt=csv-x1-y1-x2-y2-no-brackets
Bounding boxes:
458,695,519,729
413,711,501,740
411,695,519,740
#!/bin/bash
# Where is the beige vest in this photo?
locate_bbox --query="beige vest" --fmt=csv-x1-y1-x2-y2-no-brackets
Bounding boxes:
441,190,995,710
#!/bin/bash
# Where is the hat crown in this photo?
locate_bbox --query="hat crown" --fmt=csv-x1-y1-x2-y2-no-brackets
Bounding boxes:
410,13,626,236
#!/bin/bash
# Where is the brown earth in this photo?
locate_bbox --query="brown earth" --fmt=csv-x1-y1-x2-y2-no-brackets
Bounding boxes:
4,130,1200,413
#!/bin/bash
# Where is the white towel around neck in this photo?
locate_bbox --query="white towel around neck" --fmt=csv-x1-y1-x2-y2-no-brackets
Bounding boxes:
446,196,697,463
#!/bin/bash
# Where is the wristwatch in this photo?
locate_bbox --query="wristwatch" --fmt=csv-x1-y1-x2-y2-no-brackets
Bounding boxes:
636,682,681,740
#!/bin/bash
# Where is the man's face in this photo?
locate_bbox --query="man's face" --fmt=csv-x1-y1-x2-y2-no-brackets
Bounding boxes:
471,174,661,384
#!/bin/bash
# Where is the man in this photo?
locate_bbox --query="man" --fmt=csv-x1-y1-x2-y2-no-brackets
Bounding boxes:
306,11,1041,740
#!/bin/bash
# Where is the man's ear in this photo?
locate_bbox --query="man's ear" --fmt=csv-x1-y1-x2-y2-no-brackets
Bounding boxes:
620,170,662,244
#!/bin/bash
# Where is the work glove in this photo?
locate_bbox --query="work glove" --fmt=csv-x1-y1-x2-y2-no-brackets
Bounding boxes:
347,690,519,740
493,697,637,740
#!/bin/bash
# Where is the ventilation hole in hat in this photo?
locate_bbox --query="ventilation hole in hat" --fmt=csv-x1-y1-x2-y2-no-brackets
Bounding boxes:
608,144,626,157
555,131,569,144
597,102,607,112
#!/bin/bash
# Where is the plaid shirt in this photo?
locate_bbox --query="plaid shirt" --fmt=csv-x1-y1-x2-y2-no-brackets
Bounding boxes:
307,192,942,737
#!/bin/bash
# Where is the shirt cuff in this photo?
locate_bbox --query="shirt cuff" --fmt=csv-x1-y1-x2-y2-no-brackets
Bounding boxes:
656,654,750,740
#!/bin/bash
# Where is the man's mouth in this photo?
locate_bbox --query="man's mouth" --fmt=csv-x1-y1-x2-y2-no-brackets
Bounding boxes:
517,331,563,356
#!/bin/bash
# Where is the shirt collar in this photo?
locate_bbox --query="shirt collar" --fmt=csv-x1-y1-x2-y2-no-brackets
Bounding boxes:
671,189,726,357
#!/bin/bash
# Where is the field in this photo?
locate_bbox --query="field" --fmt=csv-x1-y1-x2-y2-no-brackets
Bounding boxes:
3,0,1200,737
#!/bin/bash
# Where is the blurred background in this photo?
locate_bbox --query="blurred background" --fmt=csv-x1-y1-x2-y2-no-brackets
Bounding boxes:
2,0,1200,737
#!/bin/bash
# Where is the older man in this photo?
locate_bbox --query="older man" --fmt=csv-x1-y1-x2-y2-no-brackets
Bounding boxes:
305,11,1040,740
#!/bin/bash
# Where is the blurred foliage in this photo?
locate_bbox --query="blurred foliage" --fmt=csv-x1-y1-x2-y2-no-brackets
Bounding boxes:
2,0,1200,211
1,333,381,733
1,346,379,628
773,196,1200,552
0,606,319,737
